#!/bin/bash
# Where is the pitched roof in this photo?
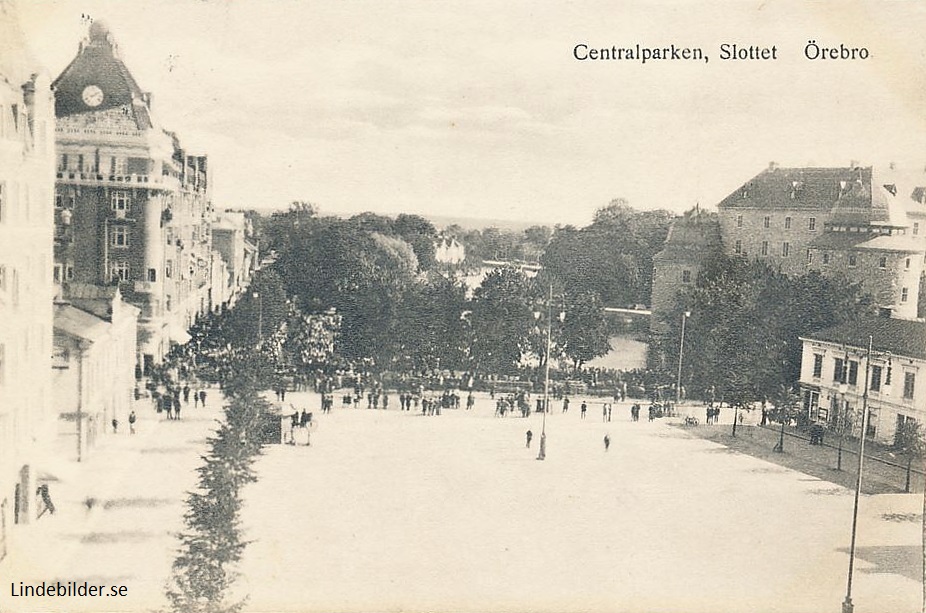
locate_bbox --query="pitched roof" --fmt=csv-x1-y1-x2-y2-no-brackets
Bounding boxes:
856,234,925,253
804,316,926,360
718,166,871,211
54,303,110,343
807,232,870,250
653,210,721,262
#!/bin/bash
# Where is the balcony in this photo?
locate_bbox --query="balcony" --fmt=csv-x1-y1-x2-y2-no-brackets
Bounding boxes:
55,171,178,190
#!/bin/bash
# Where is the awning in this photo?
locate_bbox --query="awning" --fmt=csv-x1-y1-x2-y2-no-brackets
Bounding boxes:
168,320,192,345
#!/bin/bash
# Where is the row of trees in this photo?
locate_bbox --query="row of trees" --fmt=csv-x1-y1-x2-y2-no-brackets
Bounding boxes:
261,207,616,375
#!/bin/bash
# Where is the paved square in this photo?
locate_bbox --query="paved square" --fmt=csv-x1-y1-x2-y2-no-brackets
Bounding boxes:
235,392,921,613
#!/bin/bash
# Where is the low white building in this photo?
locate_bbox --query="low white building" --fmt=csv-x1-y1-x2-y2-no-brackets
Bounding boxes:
52,286,139,461
798,316,925,446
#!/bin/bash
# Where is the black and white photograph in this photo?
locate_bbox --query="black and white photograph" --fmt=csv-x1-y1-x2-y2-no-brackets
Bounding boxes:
1,1,925,611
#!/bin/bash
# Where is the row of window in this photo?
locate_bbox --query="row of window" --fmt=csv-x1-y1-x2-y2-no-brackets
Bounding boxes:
812,353,916,399
736,214,921,236
737,215,816,231
734,240,791,257
55,190,132,212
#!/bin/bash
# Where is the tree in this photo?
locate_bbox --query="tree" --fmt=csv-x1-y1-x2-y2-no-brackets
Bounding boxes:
394,276,468,372
560,290,611,371
469,267,534,373
540,200,672,307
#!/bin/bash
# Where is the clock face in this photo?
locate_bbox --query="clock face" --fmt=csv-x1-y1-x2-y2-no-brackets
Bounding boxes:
81,85,104,107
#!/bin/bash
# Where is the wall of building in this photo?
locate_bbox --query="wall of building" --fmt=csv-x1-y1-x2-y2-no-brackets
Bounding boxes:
0,0,57,541
717,207,824,276
807,246,922,319
799,339,924,446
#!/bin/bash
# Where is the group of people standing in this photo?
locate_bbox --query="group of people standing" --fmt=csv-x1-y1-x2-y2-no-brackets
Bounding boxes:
155,384,208,420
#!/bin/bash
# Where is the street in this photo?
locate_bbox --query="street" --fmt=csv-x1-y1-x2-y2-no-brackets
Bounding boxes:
234,391,921,613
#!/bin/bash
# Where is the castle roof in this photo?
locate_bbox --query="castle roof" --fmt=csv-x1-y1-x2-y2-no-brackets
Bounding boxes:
719,166,872,211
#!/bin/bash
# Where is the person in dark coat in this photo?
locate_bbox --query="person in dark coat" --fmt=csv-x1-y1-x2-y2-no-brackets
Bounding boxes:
604,434,611,451
526,429,533,448
199,390,207,406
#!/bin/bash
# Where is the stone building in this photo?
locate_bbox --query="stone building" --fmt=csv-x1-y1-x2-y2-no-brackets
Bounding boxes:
798,316,925,446
0,0,57,557
52,22,215,374
650,207,720,332
651,162,926,327
716,163,924,319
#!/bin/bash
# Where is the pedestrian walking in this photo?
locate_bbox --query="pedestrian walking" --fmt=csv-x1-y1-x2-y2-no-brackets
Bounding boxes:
128,410,137,434
581,401,587,419
183,385,191,404
603,404,608,422
193,391,199,408
199,390,207,407
112,418,119,433
175,400,182,420
467,392,474,410
562,397,570,413
165,395,174,420
604,434,611,451
607,403,612,422
526,429,533,448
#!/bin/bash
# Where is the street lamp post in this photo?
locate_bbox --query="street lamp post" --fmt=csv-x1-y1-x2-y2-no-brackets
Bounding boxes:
836,385,847,471
676,311,691,407
842,335,873,613
535,283,563,462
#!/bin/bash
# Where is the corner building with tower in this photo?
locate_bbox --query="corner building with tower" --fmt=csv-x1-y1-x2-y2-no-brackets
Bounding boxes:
52,22,214,374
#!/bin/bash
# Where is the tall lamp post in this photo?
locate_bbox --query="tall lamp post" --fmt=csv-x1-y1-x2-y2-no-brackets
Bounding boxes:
842,335,874,613
534,283,564,461
676,311,691,407
252,291,263,345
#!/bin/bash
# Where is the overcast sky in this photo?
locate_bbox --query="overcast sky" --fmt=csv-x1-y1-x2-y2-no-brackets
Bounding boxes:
17,0,926,226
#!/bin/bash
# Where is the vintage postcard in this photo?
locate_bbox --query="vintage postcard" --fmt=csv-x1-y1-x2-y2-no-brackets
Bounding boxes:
1,1,924,612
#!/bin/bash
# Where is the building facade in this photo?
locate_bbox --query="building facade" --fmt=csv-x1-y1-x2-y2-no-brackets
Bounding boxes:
211,210,258,308
52,285,138,462
52,22,214,373
798,316,925,446
0,0,57,557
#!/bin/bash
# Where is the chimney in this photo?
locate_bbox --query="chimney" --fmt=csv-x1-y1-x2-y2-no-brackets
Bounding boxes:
850,160,860,169
768,161,778,171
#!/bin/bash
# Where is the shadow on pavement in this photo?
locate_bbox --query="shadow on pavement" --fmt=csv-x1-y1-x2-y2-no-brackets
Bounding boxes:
835,545,921,582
